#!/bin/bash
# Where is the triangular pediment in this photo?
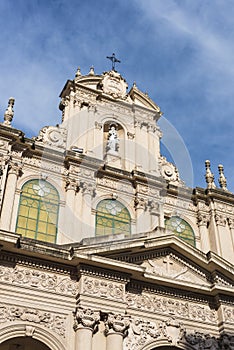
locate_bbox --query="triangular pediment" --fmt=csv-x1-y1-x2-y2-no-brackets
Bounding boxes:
140,250,211,287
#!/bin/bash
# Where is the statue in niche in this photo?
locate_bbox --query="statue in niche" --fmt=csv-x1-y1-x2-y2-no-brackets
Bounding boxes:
106,124,119,154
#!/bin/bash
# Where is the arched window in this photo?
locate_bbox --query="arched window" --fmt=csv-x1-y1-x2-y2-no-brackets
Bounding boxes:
165,216,195,246
16,179,59,243
96,199,131,237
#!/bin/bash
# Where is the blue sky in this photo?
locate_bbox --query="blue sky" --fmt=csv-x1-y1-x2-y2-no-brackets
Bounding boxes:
0,0,233,191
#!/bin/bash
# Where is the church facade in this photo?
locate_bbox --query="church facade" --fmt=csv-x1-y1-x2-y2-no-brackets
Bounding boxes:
0,64,233,350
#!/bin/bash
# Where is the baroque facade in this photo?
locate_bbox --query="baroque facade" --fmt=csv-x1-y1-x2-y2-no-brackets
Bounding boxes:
0,65,233,350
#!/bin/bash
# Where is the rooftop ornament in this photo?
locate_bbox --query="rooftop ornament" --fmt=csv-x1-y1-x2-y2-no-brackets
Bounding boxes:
106,53,121,71
218,164,228,191
3,97,15,127
205,160,216,189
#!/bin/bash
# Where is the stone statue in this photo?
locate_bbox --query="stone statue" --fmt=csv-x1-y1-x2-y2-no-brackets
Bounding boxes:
106,125,119,154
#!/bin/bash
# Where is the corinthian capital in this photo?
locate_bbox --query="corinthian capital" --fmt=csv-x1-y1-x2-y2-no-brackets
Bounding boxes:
73,307,100,332
8,161,23,177
105,313,129,337
197,212,209,227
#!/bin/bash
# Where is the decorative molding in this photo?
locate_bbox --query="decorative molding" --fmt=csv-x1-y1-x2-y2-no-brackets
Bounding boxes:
0,304,66,338
223,306,234,323
65,177,79,192
73,307,100,332
80,181,96,196
0,265,78,295
105,313,129,336
125,317,184,350
8,161,23,177
134,196,146,210
35,126,67,149
214,212,226,226
127,131,135,139
82,276,125,301
101,71,128,100
197,212,210,226
126,292,217,323
147,199,159,215
227,218,234,229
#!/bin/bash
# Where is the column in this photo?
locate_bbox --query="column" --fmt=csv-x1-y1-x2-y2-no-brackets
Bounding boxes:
73,307,100,350
105,313,129,350
64,177,79,241
197,212,210,253
81,180,96,239
0,161,22,230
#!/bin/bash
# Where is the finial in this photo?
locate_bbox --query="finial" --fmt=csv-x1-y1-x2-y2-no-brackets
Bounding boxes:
3,97,15,127
133,81,137,88
88,66,95,75
205,160,216,189
75,67,82,78
218,164,228,191
106,53,121,71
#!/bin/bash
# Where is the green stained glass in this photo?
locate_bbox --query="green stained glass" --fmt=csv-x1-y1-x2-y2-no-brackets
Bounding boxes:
16,180,59,243
96,199,131,237
165,216,195,246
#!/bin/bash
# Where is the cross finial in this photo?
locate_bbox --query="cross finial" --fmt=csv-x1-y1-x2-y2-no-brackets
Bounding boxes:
106,53,121,71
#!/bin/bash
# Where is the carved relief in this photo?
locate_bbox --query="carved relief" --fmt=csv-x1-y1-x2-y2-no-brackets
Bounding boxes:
0,305,66,337
65,177,79,192
141,254,210,285
101,71,128,99
81,181,96,196
0,266,78,295
125,317,184,350
73,307,100,331
82,276,124,301
35,126,67,149
126,293,217,323
105,313,129,336
197,213,210,226
223,306,234,323
134,196,146,210
215,213,226,226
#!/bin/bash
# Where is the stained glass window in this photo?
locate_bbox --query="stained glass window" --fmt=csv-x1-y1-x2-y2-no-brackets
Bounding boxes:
165,216,195,246
96,199,131,237
16,180,59,243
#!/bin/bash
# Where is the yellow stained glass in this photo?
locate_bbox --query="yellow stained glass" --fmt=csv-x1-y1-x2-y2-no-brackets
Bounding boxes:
16,180,59,243
165,216,195,246
96,199,131,237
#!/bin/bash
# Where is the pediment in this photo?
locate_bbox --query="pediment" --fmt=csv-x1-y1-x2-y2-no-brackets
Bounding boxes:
140,251,211,287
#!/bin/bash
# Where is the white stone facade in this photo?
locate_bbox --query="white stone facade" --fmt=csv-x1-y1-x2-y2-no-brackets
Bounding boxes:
0,68,233,350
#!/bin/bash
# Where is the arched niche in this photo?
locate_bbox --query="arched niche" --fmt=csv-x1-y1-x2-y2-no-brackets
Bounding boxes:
103,121,125,160
0,336,51,350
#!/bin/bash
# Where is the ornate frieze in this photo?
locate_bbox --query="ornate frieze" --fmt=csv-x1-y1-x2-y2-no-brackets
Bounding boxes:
124,317,184,350
73,307,100,331
126,292,217,323
223,306,234,323
164,196,196,212
0,304,66,337
82,276,125,301
0,265,78,295
105,313,129,336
